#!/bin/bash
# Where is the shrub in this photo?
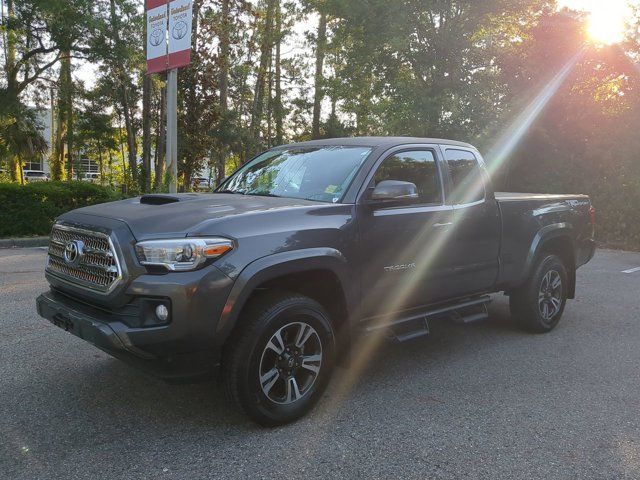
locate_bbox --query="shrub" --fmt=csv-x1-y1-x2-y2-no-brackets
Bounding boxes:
0,181,123,238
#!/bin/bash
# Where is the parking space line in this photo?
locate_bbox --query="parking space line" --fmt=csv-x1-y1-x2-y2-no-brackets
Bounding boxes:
622,267,640,274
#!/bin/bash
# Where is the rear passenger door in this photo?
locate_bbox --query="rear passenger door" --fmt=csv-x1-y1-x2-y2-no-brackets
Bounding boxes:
443,148,500,297
358,148,455,318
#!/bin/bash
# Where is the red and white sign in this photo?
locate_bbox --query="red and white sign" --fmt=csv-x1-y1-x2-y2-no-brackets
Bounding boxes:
168,0,193,69
146,0,169,74
146,0,193,73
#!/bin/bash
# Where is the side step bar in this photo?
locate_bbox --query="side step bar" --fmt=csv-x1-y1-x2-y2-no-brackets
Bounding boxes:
365,295,491,342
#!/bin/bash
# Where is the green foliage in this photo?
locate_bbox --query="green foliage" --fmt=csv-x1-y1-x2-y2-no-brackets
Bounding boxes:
3,0,640,249
491,11,640,250
0,182,123,238
0,92,48,182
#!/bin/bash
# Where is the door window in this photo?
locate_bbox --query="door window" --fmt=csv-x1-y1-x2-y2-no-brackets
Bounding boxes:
373,150,442,205
444,149,485,204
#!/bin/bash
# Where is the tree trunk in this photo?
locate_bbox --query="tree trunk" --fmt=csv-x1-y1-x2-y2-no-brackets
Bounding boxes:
154,85,167,190
142,75,152,192
52,83,65,181
110,0,137,186
60,52,73,181
119,121,128,188
266,49,273,147
312,12,327,139
219,0,230,113
141,3,152,192
108,149,114,186
274,0,283,146
4,0,16,86
98,144,104,185
249,0,276,150
214,0,231,184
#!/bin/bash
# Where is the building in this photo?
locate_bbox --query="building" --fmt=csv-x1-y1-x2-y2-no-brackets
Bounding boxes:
28,108,99,178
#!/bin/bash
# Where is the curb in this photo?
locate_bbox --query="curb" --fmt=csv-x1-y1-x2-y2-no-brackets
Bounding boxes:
0,236,49,249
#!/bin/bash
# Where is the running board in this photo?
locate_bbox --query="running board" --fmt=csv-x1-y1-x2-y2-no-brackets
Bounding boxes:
450,303,489,324
364,295,491,342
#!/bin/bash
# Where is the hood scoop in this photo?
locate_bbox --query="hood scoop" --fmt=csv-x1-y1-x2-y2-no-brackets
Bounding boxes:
140,194,184,205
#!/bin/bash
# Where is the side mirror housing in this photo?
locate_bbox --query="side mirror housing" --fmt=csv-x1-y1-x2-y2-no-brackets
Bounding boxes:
368,180,419,206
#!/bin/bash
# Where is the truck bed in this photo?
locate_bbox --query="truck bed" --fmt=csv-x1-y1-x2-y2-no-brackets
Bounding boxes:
494,192,594,289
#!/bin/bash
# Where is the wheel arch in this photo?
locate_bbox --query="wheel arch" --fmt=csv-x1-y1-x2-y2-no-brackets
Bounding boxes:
523,224,577,299
217,248,356,355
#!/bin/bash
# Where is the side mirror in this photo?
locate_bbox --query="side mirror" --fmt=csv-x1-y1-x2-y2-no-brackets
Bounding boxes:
368,180,419,205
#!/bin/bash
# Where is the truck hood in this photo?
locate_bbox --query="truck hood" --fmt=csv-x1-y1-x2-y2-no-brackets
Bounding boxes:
66,193,322,240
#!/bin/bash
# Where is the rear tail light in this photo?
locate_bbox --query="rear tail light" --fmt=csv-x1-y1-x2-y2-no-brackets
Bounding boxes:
589,205,596,227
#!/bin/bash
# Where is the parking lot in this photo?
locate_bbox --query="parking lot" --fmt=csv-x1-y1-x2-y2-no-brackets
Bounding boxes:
1,247,640,479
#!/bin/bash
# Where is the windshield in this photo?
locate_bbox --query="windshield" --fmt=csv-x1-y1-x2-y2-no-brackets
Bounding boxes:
219,146,372,203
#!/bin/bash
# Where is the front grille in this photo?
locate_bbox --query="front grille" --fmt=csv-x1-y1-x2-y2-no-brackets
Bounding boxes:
46,224,122,293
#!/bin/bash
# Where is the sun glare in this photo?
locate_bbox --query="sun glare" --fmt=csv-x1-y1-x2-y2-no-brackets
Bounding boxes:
586,4,629,45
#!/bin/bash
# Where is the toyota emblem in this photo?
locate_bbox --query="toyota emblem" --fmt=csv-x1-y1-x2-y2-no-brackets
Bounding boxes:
63,240,84,266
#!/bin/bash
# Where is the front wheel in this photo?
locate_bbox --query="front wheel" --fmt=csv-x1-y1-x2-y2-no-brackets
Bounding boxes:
510,254,568,333
223,293,335,426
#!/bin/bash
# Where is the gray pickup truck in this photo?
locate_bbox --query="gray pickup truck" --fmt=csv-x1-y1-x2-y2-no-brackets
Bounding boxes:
37,137,596,425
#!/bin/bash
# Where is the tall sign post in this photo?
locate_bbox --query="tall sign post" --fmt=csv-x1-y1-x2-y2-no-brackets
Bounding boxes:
146,0,193,193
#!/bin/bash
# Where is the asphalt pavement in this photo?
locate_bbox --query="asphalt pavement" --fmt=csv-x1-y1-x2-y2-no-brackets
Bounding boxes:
1,247,640,480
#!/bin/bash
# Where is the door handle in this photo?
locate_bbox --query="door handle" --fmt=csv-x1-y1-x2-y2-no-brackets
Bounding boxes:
433,222,454,228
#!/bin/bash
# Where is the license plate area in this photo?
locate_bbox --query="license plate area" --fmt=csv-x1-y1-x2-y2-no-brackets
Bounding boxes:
51,314,75,332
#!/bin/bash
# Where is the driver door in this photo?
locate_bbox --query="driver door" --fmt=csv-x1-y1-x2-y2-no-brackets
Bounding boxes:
357,148,455,319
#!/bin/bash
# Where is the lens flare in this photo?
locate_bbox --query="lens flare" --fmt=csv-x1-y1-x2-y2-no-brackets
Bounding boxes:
312,50,585,434
587,4,628,45
485,49,584,181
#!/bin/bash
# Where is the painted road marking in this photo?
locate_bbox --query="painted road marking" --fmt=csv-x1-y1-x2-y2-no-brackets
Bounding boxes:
622,267,640,274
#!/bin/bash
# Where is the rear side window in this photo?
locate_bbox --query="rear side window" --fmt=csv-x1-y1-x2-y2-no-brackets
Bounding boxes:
374,150,442,205
444,149,485,204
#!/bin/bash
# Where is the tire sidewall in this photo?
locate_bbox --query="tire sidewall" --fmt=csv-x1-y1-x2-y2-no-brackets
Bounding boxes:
238,298,335,425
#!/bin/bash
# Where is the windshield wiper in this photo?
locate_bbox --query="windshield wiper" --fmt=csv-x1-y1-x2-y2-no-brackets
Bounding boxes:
217,189,245,195
249,192,281,198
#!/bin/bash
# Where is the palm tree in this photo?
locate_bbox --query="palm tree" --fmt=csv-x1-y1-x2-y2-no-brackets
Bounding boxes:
0,91,48,184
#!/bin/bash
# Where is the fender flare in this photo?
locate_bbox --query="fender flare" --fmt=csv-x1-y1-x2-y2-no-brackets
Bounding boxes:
521,223,577,295
215,248,356,344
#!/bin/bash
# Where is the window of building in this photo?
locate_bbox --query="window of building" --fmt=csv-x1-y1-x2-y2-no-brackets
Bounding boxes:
24,161,43,171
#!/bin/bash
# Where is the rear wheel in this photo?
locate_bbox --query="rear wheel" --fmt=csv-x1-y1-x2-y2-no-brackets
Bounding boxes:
223,293,335,426
510,254,568,333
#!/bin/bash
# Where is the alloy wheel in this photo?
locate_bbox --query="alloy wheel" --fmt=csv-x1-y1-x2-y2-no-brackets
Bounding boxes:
538,270,563,322
258,322,323,405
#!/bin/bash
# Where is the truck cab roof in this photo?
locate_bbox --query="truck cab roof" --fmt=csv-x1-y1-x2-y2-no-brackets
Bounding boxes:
283,136,475,150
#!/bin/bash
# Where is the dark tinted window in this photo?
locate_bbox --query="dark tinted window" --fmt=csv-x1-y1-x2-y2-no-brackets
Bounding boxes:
445,149,485,204
374,150,442,205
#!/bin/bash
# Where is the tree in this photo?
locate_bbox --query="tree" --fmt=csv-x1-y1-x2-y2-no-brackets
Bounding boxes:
0,95,47,182
1,0,92,180
249,0,277,153
311,9,327,139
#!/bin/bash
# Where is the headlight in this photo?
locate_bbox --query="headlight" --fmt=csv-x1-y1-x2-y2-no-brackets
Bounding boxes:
135,237,233,271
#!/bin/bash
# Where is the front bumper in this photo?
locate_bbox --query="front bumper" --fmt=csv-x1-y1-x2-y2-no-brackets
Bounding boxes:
37,215,238,381
37,272,232,381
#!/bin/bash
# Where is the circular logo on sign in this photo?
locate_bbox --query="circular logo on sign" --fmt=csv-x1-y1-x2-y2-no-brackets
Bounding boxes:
172,21,188,40
64,240,84,266
150,28,164,47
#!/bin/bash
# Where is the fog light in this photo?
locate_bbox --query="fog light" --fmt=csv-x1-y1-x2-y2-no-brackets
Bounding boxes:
155,304,169,322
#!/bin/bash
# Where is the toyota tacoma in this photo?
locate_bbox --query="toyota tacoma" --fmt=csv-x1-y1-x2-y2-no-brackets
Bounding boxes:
37,137,596,425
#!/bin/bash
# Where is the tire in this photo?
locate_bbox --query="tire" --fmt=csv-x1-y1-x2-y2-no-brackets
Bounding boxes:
510,254,568,333
223,292,335,426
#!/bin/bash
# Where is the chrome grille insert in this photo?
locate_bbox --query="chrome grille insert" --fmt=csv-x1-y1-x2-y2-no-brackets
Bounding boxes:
46,224,122,293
